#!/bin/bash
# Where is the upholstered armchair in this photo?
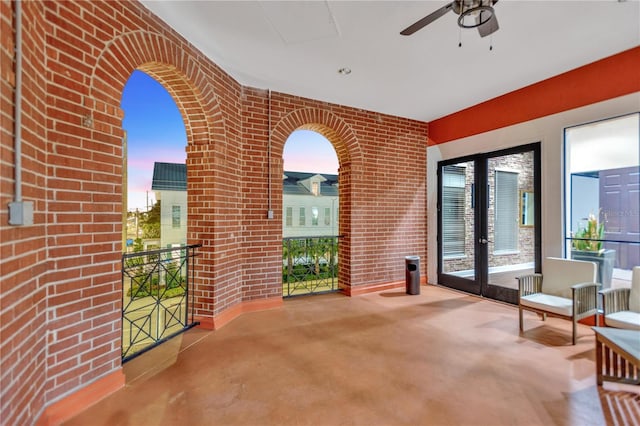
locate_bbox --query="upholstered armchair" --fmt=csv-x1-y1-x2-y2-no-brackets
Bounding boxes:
517,257,600,345
599,266,640,330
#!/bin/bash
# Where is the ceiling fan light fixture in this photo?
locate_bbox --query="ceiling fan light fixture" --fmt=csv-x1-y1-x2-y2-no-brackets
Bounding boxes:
457,5,494,29
400,0,499,38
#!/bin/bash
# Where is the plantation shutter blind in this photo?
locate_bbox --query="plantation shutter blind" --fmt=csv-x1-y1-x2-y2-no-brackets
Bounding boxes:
442,165,466,257
494,170,518,252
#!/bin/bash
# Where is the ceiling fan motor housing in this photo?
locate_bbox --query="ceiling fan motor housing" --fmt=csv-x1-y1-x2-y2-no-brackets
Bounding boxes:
452,0,496,15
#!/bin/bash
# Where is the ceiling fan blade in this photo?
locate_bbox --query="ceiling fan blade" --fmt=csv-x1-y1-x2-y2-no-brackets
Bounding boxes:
400,2,454,36
477,12,499,37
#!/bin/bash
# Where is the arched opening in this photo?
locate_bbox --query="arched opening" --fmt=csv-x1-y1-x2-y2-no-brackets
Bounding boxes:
282,129,340,297
120,69,192,360
122,70,188,251
271,108,362,295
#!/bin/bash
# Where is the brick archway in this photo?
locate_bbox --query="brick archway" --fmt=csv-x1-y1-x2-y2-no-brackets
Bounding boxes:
271,107,363,292
87,31,235,336
88,30,225,148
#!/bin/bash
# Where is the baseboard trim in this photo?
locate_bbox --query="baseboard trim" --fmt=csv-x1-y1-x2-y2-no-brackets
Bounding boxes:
195,296,283,330
341,275,428,296
37,369,125,426
342,280,405,296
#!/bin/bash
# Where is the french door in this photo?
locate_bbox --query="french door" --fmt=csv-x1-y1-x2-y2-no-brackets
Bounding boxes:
437,143,541,305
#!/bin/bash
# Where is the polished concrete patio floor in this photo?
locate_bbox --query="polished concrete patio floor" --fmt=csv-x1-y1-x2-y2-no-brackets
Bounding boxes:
64,285,638,426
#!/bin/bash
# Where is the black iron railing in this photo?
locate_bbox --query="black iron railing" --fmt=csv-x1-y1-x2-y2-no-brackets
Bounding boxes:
282,236,341,297
121,244,200,362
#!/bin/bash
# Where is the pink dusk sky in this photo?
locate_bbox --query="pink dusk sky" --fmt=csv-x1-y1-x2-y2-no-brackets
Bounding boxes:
122,71,338,211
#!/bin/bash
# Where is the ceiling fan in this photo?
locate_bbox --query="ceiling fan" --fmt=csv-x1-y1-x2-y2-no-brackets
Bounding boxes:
401,0,499,38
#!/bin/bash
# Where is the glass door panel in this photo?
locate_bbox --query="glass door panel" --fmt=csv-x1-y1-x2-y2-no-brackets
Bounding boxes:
440,160,479,295
438,144,540,304
486,151,536,303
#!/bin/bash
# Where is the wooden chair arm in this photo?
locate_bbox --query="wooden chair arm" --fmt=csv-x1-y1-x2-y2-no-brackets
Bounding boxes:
572,282,600,315
517,273,543,297
571,282,601,290
599,288,631,315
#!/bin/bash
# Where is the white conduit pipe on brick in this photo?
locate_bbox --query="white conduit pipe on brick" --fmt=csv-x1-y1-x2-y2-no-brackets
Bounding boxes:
13,0,23,203
267,89,272,216
9,0,32,226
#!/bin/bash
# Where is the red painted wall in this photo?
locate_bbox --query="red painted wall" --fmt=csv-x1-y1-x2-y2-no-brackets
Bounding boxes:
429,46,640,145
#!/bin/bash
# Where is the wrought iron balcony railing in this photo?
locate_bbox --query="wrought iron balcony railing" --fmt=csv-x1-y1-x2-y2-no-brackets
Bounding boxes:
121,244,200,362
283,236,341,297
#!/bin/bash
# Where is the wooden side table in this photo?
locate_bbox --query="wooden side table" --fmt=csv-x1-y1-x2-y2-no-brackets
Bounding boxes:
592,327,640,386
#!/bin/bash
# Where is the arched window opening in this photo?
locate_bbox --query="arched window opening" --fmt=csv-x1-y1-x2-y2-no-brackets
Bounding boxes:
119,69,191,361
282,129,339,297
121,70,187,252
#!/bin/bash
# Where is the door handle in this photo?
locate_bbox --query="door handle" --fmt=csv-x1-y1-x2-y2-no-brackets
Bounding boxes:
479,238,493,244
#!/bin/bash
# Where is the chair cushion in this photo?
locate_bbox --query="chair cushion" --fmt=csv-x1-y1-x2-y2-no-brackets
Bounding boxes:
629,266,640,313
605,310,640,330
542,257,597,299
520,293,572,317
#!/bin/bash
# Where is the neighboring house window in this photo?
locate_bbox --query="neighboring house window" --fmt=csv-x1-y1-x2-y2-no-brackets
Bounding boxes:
324,207,331,225
286,207,293,227
442,165,466,257
312,182,319,196
172,205,181,228
299,207,305,226
494,170,518,252
312,207,319,226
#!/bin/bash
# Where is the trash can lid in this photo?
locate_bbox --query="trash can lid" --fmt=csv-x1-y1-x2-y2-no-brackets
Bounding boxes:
405,256,420,261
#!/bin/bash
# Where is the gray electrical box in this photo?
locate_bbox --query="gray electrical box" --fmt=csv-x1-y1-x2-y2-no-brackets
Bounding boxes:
8,201,34,226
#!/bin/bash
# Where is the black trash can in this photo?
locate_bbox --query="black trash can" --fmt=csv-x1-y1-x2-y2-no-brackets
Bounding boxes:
405,256,420,295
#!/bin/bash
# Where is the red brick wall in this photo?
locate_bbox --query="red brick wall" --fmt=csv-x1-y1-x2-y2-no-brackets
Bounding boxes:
0,1,427,423
1,1,49,424
266,95,427,291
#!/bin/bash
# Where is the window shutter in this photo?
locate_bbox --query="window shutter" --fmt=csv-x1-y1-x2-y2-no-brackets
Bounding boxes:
442,166,466,257
494,171,518,252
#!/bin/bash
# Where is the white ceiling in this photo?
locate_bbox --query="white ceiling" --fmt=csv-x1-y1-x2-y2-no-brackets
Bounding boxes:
141,1,640,123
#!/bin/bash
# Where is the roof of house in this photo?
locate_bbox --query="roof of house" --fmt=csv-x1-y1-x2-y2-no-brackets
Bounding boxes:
151,162,186,191
150,165,338,195
283,171,338,197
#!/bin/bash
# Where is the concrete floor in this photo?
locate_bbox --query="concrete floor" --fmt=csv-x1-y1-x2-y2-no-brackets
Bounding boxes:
64,285,639,426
